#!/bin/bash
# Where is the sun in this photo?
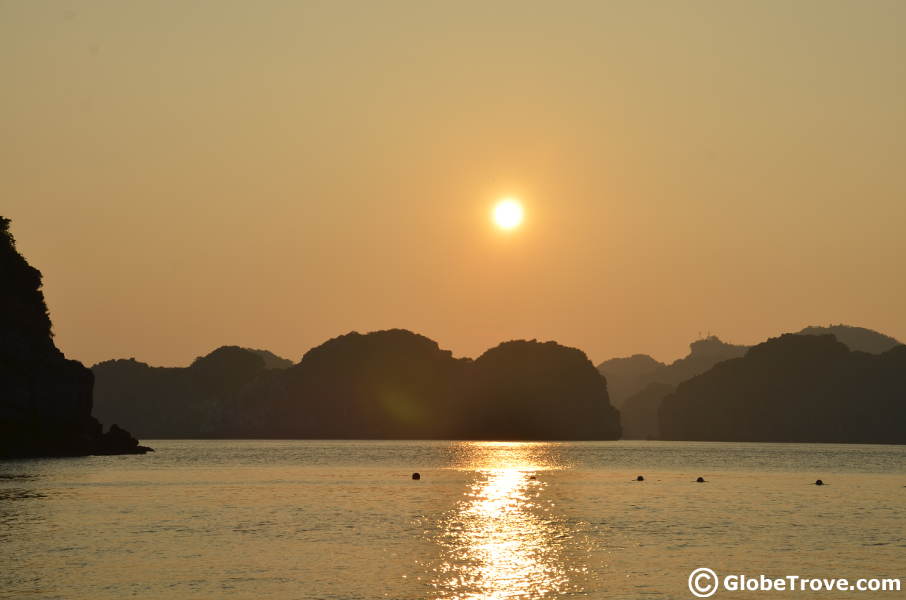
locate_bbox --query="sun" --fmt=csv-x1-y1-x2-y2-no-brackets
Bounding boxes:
492,198,524,230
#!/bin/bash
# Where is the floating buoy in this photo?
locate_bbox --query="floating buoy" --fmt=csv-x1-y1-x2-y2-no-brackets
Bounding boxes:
696,477,706,483
815,479,824,486
636,475,645,482
412,472,421,480
528,475,537,480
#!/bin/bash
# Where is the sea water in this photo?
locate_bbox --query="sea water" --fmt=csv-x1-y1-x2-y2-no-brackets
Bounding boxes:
1,440,904,599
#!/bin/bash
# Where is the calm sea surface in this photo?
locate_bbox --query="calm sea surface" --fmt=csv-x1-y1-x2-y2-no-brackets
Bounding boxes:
1,440,904,599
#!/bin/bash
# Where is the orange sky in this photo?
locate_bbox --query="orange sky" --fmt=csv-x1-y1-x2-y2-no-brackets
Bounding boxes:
3,1,904,367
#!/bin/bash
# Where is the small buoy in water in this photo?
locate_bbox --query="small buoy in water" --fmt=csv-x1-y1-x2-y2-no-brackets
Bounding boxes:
815,479,824,486
636,475,645,482
528,475,537,480
412,472,421,480
696,477,706,483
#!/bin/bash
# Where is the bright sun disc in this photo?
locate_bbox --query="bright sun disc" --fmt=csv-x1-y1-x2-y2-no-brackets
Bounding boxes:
493,199,524,230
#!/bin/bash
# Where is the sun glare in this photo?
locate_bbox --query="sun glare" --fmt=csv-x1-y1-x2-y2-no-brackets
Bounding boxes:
493,198,524,230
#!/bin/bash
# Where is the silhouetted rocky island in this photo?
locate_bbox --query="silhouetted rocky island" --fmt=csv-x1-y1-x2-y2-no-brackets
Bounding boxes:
0,216,150,458
94,330,623,440
659,334,906,444
277,330,470,439
466,340,621,440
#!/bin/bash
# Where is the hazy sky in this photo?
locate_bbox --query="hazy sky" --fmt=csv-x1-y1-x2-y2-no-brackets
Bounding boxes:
3,1,904,367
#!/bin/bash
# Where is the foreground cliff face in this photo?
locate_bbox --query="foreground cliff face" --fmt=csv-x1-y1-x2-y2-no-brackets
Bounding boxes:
659,334,906,444
93,331,623,440
0,216,150,458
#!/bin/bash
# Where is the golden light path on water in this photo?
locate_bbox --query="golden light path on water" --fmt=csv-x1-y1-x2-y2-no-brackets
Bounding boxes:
425,442,594,600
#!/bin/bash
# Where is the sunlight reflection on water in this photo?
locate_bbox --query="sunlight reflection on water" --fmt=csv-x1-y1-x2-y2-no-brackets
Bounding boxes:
3,441,904,599
426,442,591,600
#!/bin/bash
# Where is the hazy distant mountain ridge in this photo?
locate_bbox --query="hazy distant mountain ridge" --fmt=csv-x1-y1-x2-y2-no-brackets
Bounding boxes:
619,382,675,440
0,216,149,457
594,354,665,409
797,324,900,354
597,336,748,410
659,334,906,443
597,336,749,438
93,331,622,440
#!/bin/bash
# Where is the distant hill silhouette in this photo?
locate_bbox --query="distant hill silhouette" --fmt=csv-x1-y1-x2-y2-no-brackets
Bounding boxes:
797,324,901,354
598,336,748,440
597,336,748,411
620,382,674,440
659,334,906,443
595,354,665,409
93,331,623,440
0,216,149,457
611,337,749,438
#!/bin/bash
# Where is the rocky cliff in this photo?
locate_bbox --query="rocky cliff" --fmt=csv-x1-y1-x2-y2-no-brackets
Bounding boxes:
0,216,150,458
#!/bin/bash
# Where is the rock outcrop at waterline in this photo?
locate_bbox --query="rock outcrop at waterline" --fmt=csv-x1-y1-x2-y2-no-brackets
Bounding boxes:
0,216,150,458
658,334,906,444
93,331,623,440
